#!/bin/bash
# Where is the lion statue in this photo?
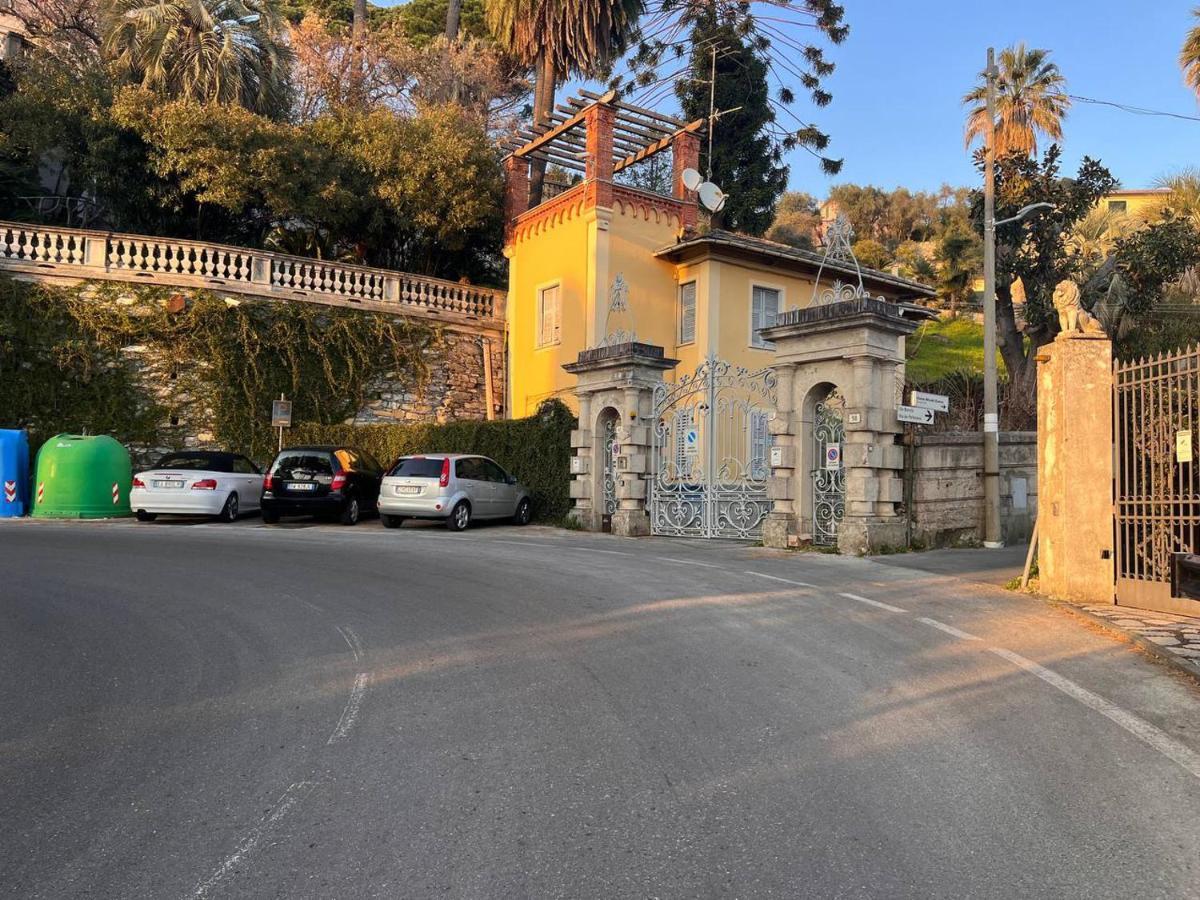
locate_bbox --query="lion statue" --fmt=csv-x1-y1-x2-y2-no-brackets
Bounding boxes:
1052,279,1104,337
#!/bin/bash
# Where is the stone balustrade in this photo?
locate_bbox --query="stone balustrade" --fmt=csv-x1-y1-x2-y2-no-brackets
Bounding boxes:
0,220,506,331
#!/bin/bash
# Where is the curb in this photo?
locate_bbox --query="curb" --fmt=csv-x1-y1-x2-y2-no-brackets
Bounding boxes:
1036,594,1200,684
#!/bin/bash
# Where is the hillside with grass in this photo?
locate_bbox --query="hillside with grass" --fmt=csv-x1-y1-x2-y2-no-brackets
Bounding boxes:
905,316,1008,382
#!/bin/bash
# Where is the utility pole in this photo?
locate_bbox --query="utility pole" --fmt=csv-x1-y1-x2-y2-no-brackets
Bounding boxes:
982,47,1002,549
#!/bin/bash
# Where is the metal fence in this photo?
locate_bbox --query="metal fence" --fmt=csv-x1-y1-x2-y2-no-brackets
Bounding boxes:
1113,344,1200,615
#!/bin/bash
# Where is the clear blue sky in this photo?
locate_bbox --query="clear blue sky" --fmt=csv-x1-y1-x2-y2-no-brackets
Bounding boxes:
782,0,1200,196
381,0,1199,196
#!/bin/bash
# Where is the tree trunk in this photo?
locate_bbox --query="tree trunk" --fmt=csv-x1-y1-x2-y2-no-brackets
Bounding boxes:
350,0,368,106
444,0,462,39
353,0,367,38
527,51,556,208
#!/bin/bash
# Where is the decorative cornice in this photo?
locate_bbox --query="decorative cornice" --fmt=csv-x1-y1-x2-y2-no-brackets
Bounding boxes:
611,185,686,229
509,182,589,245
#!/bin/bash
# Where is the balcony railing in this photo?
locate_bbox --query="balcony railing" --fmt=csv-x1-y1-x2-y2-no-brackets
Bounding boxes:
0,221,506,329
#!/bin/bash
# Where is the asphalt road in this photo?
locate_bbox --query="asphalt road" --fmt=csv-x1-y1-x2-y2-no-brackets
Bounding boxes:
3,517,1200,899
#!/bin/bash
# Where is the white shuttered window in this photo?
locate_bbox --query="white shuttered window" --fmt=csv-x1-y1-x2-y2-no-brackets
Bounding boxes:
537,284,561,347
678,281,696,344
750,286,780,349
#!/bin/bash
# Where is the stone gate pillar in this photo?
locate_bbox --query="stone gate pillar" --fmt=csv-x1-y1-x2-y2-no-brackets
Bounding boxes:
760,299,919,554
563,342,678,536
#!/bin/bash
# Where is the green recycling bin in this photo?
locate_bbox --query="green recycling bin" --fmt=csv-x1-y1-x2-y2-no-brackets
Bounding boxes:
31,434,132,519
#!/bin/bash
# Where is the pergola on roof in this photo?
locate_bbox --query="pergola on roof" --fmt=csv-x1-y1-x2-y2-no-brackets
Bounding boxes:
501,89,704,177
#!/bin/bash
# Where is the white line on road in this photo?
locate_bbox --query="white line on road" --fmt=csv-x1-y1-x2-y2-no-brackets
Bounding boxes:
917,617,982,641
990,647,1200,781
839,592,907,613
335,625,364,661
654,556,725,569
744,571,815,588
190,780,317,898
327,673,369,744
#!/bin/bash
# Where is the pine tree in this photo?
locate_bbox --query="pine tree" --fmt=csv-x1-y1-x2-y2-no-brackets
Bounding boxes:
675,11,787,236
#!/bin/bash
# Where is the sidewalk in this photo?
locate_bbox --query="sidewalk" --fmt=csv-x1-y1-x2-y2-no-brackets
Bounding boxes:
871,544,1200,682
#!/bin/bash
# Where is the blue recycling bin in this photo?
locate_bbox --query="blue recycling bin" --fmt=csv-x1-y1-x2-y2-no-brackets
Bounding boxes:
0,429,30,517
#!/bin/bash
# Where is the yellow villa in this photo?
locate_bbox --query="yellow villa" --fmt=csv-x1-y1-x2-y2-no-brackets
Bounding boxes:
501,93,935,418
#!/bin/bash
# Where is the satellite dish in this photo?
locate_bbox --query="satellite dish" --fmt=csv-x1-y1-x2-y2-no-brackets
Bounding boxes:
697,181,727,213
681,168,703,192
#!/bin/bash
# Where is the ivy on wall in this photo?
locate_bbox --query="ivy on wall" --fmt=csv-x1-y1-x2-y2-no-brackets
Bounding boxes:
289,400,577,521
0,277,435,461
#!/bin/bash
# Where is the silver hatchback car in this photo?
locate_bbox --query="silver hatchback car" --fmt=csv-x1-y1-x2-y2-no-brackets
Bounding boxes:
378,454,532,531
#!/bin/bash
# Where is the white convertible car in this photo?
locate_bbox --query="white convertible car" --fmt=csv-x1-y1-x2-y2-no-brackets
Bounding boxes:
131,451,264,522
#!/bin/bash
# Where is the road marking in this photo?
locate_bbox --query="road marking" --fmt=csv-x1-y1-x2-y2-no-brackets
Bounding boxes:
990,647,1200,780
917,617,982,641
327,673,369,744
654,556,725,569
840,592,907,613
335,625,363,661
190,780,317,898
744,571,815,588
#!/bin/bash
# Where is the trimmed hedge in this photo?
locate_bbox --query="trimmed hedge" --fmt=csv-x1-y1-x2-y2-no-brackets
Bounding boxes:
287,399,576,521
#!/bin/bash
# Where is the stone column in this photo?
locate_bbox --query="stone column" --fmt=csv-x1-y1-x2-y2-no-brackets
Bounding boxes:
1037,334,1114,603
763,363,798,549
563,342,678,535
760,298,919,554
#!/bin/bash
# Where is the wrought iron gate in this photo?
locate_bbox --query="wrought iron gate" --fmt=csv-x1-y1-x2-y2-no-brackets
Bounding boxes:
601,416,618,524
650,355,776,539
812,395,846,546
1114,346,1200,616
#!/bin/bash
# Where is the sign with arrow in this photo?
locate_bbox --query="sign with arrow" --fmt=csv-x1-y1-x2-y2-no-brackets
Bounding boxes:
910,390,950,413
897,405,935,425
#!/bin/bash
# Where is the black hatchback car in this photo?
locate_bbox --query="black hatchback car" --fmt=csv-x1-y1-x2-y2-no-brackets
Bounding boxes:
261,446,385,525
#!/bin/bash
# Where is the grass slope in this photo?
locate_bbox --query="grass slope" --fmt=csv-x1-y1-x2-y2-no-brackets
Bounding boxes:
905,316,1007,382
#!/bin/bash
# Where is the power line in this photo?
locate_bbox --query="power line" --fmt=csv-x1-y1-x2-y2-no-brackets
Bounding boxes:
1068,94,1200,124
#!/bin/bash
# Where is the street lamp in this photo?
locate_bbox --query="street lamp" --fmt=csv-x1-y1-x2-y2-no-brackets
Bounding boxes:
981,46,1055,549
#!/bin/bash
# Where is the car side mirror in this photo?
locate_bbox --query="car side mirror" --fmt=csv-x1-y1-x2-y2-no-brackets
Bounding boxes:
506,475,518,485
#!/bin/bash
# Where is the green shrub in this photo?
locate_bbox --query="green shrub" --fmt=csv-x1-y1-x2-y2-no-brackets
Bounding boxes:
288,400,577,521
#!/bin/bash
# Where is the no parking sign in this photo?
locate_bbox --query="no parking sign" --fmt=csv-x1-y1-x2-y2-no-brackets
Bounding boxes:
824,442,842,470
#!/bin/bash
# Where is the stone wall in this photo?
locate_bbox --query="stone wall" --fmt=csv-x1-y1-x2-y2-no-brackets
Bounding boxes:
910,431,1037,547
358,330,503,425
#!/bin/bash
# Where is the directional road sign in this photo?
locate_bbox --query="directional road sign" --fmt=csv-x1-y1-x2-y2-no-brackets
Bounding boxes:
910,390,950,413
897,405,935,425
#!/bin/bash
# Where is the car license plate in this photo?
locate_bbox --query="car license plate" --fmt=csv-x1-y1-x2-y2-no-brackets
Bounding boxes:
153,480,184,489
288,482,316,491
395,486,420,495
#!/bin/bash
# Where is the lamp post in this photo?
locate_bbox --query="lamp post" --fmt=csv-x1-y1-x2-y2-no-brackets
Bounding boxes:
981,47,1054,548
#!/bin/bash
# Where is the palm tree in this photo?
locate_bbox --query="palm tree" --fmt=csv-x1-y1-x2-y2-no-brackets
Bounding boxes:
1150,169,1200,227
963,43,1070,157
487,0,644,203
101,0,293,116
1182,7,1200,98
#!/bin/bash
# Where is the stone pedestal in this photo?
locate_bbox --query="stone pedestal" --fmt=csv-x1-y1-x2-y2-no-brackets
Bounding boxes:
760,298,918,553
1037,334,1114,603
563,342,677,535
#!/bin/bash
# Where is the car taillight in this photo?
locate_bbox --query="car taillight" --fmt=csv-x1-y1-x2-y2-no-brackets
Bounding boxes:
331,472,348,491
131,476,146,489
192,479,218,491
263,473,274,490
439,457,450,488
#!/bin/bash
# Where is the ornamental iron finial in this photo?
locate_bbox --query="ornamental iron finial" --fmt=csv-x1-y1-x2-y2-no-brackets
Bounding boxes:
810,213,872,306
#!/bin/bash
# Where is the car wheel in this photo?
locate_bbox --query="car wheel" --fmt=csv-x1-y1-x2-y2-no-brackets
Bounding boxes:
341,496,361,526
447,501,470,531
261,508,280,524
513,498,531,526
135,510,157,522
381,513,405,529
219,492,239,523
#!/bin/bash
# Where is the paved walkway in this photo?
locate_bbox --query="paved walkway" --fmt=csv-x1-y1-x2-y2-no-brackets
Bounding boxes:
1081,605,1200,678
